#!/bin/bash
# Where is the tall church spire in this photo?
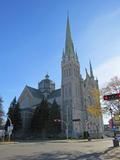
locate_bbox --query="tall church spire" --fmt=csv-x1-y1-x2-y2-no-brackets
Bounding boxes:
65,15,75,56
89,61,94,78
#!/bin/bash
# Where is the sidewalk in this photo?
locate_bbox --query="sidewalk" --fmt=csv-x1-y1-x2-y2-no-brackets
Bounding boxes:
0,141,18,145
101,147,120,160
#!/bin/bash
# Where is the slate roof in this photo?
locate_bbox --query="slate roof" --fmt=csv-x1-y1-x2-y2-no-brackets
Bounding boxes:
26,86,44,99
48,89,61,99
20,107,33,112
26,85,61,99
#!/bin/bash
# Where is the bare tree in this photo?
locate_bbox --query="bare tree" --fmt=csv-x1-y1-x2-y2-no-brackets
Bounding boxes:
101,76,120,114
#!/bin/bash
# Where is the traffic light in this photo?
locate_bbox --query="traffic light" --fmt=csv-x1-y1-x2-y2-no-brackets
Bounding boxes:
103,93,120,101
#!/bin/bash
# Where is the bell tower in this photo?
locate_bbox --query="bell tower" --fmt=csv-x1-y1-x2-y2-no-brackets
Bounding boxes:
61,16,82,137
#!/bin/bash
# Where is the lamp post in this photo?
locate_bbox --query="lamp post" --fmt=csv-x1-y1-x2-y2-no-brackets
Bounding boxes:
67,105,69,139
109,108,116,138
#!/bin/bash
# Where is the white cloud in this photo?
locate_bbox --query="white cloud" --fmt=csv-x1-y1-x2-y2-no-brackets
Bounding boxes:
79,8,120,66
94,56,120,124
108,8,120,17
94,56,120,88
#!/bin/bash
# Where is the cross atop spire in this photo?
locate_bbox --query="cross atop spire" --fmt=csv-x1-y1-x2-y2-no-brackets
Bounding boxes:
65,15,75,56
45,74,49,79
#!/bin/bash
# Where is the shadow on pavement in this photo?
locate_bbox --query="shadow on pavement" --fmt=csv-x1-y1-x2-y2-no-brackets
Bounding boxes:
101,147,120,160
6,145,116,160
7,151,103,160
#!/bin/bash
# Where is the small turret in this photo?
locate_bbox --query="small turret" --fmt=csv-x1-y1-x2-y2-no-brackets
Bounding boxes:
95,77,99,89
45,74,49,79
75,52,79,62
89,61,94,78
85,68,89,79
62,49,65,59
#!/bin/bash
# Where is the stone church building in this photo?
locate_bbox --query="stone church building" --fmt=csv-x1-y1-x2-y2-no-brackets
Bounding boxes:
18,16,103,138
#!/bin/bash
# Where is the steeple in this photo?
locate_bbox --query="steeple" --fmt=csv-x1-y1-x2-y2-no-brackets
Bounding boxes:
75,52,79,62
65,15,75,56
89,61,94,78
85,68,89,79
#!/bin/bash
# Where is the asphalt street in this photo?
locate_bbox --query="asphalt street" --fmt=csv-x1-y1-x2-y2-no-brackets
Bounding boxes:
0,139,115,160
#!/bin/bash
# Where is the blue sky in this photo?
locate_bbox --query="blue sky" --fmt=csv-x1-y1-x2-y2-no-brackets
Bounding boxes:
0,0,120,124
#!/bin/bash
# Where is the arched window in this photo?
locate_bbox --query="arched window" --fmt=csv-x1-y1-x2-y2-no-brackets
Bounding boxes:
74,68,76,76
69,68,71,76
88,96,92,105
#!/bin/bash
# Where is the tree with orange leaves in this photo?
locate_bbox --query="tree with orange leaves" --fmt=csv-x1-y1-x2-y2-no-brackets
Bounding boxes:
87,88,102,117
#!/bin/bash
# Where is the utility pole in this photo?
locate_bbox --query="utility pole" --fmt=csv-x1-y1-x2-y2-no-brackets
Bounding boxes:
66,105,69,140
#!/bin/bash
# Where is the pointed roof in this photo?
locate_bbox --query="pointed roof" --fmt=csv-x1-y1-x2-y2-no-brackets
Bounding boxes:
89,61,94,78
65,15,75,56
75,52,79,62
10,96,16,108
47,89,61,99
26,86,43,99
85,68,89,78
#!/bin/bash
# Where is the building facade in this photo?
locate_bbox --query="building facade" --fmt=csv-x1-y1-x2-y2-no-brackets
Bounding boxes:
17,16,103,138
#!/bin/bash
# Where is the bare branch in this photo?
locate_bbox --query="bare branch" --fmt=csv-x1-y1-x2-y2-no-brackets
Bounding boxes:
101,76,120,114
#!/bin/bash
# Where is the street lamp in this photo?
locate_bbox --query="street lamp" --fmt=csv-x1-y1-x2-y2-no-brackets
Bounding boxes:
109,108,116,138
